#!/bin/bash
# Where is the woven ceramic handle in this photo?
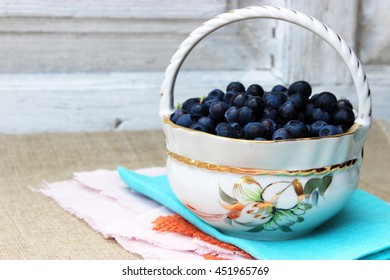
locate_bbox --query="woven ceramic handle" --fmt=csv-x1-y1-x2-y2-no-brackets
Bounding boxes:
160,5,372,128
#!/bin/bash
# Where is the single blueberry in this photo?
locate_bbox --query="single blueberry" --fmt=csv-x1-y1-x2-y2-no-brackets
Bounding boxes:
209,101,229,121
182,97,200,112
319,125,342,137
332,107,355,128
197,117,215,133
243,122,267,140
237,106,256,125
226,81,245,93
244,96,266,115
308,108,331,124
262,107,279,122
284,120,309,138
309,93,320,104
170,109,187,123
230,92,248,108
215,122,235,138
272,128,292,140
223,91,235,104
246,84,264,97
288,81,312,98
310,120,328,136
313,91,337,112
230,122,243,138
265,91,288,109
190,123,207,132
332,98,353,112
278,101,299,122
224,106,239,123
271,84,288,93
259,118,277,139
207,89,224,101
287,92,307,111
176,114,195,128
189,103,208,118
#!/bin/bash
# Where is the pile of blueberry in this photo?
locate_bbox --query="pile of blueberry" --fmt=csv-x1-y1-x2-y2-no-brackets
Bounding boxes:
169,81,355,140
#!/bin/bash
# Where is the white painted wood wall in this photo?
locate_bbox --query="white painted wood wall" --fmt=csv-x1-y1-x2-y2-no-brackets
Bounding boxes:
0,0,389,133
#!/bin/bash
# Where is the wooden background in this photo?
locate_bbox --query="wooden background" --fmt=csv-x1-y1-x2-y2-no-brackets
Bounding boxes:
0,0,389,133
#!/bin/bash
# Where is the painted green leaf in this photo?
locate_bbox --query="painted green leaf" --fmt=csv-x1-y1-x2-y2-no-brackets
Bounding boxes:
303,203,312,210
247,225,264,232
303,175,333,200
219,186,237,204
263,220,279,231
297,216,304,222
280,226,292,232
318,175,333,197
273,211,296,227
242,188,262,202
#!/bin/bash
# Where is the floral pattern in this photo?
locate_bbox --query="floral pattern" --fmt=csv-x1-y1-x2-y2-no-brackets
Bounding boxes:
218,175,333,232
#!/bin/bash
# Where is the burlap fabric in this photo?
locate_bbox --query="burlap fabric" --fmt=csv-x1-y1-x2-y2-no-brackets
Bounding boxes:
0,122,389,259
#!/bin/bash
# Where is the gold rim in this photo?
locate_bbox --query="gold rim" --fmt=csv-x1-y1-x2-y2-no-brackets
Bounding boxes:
166,148,358,176
163,115,361,143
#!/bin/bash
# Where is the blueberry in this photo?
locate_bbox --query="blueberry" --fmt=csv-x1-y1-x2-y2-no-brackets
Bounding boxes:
287,92,307,111
284,120,309,138
259,118,277,139
310,120,328,136
190,123,207,132
189,103,208,118
332,107,355,127
262,107,279,122
223,91,235,104
227,81,245,93
271,84,288,93
244,96,266,115
313,91,337,112
170,109,187,123
209,101,229,121
182,97,200,112
243,122,267,140
308,108,331,124
309,93,320,104
265,91,288,109
288,81,312,98
246,84,264,97
215,122,235,138
332,98,353,112
230,92,248,108
197,117,215,133
272,128,292,140
304,103,315,119
237,106,256,125
230,122,243,138
319,125,343,137
176,114,195,128
207,89,224,101
278,101,299,122
224,106,239,123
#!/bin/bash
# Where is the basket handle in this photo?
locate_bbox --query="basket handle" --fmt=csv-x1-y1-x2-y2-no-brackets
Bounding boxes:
160,5,372,129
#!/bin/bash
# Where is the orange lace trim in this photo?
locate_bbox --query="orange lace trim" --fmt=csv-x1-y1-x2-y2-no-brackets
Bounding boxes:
152,214,253,260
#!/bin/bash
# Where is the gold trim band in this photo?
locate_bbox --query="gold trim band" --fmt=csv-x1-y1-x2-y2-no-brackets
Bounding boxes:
166,149,358,176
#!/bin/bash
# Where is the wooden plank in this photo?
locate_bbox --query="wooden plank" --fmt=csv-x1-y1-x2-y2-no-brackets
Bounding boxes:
276,0,359,85
0,0,227,19
359,0,390,64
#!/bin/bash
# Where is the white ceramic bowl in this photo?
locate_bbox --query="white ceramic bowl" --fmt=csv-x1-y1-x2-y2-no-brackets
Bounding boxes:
160,6,372,240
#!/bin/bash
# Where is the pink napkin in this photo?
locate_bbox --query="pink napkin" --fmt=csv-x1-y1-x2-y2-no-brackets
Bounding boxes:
36,168,252,260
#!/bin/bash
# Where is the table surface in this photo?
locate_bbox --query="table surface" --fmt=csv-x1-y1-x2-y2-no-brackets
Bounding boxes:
1,122,389,259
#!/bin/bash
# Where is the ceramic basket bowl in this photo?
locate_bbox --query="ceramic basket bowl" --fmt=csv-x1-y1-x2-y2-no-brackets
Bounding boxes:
159,6,372,241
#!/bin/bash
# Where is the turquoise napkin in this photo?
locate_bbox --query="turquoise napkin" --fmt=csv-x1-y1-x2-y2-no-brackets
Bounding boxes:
118,167,390,260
